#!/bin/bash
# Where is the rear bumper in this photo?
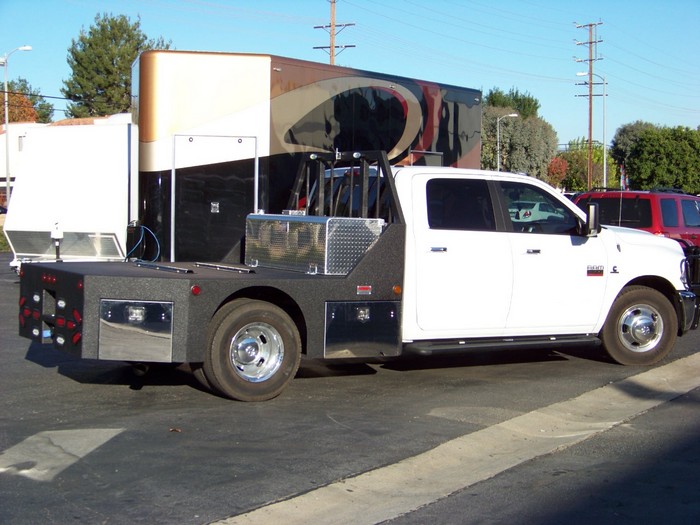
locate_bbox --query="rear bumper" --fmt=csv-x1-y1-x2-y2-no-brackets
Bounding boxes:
679,290,700,333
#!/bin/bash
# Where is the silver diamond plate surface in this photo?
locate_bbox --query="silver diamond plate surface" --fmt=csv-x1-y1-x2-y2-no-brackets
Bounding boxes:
245,215,384,274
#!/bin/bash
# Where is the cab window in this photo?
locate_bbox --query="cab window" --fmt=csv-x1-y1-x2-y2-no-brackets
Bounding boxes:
498,181,578,235
426,179,496,231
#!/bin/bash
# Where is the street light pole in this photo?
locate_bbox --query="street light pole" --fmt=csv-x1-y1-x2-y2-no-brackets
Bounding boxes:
596,73,607,187
576,71,607,187
496,113,518,172
2,45,32,207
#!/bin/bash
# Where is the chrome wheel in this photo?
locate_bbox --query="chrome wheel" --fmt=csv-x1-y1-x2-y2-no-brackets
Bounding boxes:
617,303,663,353
204,299,301,401
229,322,284,382
601,286,677,366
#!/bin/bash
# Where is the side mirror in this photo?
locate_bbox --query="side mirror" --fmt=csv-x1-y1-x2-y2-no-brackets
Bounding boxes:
584,202,601,237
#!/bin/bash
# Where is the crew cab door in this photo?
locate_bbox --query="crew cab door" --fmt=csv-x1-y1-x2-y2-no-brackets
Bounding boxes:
410,175,513,337
496,180,609,333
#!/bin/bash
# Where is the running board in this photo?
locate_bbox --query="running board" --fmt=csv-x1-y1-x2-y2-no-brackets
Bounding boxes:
403,334,600,356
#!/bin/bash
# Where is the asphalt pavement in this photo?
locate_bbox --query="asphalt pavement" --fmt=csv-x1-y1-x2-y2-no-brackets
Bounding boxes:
1,250,699,525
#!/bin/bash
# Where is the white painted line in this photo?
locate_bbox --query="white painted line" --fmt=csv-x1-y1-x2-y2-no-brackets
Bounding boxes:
217,352,700,525
0,428,124,482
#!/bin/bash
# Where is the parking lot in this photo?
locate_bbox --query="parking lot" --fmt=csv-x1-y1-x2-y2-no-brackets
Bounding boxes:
1,251,699,524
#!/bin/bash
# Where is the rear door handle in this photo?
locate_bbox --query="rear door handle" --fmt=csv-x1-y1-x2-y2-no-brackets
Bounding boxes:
526,249,541,254
431,247,447,252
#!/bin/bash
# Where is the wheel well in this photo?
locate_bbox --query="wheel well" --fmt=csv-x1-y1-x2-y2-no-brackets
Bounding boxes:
625,275,683,334
215,287,308,354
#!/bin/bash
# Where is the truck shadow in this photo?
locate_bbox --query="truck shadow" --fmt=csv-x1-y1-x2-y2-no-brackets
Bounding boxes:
298,344,614,378
377,344,613,372
24,341,614,393
24,342,206,392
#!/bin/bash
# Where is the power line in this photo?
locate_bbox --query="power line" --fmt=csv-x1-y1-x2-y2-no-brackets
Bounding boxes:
1,89,67,102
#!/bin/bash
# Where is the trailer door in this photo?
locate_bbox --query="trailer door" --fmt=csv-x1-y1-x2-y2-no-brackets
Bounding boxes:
171,135,258,262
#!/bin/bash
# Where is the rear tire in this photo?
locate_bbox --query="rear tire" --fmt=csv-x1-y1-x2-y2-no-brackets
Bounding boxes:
203,299,301,401
600,286,677,365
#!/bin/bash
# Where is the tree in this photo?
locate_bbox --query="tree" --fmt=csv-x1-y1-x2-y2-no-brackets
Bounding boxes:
485,87,540,119
0,88,37,123
61,13,171,118
556,138,618,191
6,78,54,123
547,156,568,189
481,105,557,179
610,120,656,171
626,126,700,193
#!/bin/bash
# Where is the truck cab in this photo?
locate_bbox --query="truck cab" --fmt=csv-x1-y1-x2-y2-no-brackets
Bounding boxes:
394,166,696,346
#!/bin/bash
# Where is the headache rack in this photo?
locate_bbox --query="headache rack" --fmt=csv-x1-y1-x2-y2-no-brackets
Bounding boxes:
286,150,404,224
245,151,405,275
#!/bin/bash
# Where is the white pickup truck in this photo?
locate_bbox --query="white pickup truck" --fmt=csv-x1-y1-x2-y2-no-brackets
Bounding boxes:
18,151,700,401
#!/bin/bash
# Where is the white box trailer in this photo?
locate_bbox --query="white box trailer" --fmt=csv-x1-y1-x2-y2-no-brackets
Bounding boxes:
4,114,137,270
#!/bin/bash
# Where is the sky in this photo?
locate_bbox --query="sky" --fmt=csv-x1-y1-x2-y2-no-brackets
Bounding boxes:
2,0,699,147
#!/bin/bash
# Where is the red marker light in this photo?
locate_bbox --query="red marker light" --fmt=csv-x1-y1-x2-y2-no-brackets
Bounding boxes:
191,285,202,296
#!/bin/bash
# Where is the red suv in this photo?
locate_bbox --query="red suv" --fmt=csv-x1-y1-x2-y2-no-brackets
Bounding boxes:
574,189,700,248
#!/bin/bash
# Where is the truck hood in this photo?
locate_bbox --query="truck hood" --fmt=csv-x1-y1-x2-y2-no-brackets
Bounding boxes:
604,225,683,253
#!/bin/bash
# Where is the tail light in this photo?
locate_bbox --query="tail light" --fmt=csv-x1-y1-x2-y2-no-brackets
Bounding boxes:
19,269,83,350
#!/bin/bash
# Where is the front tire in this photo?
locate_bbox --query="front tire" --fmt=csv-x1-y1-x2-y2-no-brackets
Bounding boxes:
600,286,677,365
203,299,301,401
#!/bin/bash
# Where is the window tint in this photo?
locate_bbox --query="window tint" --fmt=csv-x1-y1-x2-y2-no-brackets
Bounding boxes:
682,199,700,227
660,198,679,227
498,181,578,235
427,179,495,231
581,197,653,228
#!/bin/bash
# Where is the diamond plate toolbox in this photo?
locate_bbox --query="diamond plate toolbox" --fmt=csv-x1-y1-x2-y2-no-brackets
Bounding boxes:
245,214,385,274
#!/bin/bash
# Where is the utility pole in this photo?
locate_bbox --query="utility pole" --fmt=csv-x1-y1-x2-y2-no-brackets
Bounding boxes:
314,0,355,64
575,21,603,190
